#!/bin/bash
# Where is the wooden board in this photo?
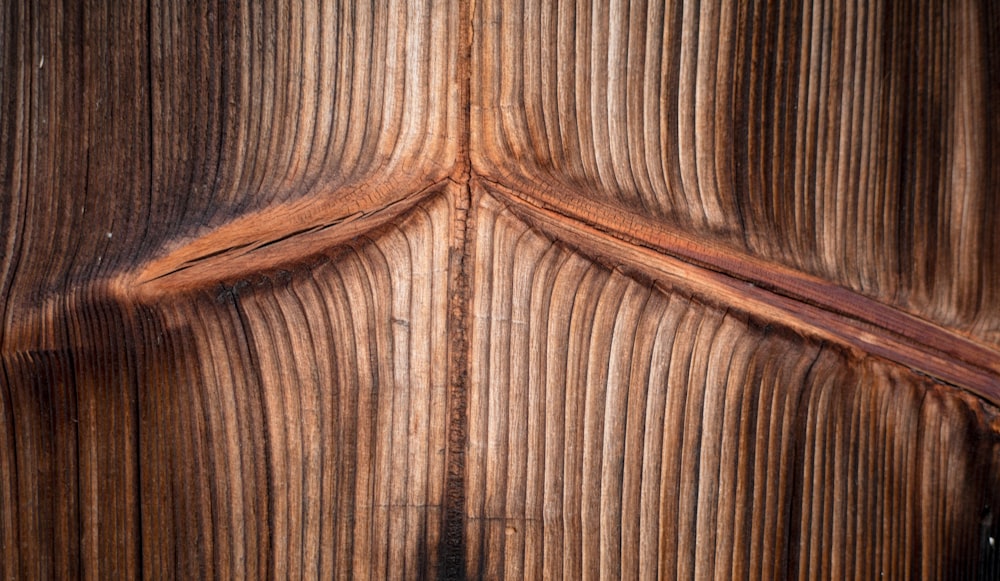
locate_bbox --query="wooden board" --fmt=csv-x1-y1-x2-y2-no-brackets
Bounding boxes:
2,0,999,578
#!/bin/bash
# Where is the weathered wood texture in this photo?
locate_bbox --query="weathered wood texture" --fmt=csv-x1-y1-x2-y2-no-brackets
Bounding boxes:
472,0,1000,348
139,190,459,578
467,192,1000,579
2,0,999,579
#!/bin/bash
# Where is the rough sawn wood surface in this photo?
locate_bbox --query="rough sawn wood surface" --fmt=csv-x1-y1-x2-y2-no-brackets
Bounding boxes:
1,0,999,578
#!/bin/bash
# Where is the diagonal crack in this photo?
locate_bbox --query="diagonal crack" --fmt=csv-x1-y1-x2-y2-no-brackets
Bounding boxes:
129,179,451,298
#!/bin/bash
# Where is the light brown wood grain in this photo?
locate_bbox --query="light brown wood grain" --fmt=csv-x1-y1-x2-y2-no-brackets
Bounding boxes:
464,191,1000,579
2,0,999,578
471,0,1000,348
478,178,1000,402
137,190,459,578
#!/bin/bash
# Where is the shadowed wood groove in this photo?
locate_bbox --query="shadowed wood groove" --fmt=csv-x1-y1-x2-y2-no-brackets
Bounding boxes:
3,0,1000,578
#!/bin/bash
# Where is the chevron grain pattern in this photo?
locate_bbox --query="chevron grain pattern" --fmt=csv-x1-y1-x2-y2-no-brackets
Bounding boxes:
471,0,1000,348
466,192,1000,580
2,0,999,578
139,191,458,578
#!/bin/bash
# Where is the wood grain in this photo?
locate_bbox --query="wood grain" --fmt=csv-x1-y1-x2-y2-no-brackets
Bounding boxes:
466,192,1000,579
480,178,1000,403
2,0,999,578
137,190,460,578
1,0,463,576
471,0,1000,348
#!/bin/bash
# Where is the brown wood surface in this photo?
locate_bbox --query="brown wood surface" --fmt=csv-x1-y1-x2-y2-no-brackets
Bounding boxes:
2,0,999,578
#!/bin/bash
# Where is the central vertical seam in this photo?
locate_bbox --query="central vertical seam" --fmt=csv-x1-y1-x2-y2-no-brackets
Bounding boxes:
439,0,476,576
